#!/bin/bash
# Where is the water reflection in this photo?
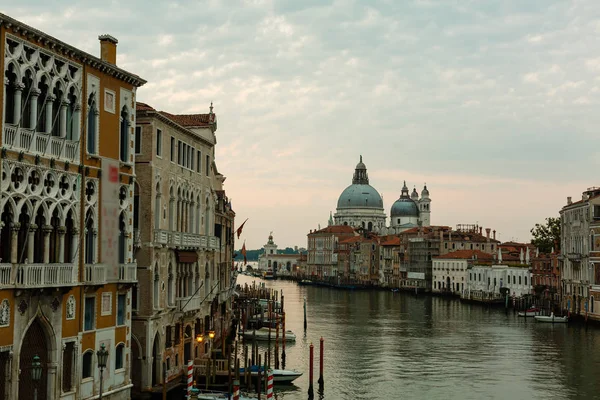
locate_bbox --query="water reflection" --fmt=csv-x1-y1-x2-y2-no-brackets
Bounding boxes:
237,275,600,400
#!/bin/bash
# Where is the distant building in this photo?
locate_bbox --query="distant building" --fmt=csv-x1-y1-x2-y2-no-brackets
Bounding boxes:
257,233,302,276
306,225,356,279
560,187,600,315
433,250,494,295
466,264,532,298
332,156,430,234
531,250,560,308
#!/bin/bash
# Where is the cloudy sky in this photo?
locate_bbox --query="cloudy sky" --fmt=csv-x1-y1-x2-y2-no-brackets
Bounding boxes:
4,1,600,249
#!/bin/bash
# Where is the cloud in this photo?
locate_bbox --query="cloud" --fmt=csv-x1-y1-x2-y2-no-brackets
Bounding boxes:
2,0,599,249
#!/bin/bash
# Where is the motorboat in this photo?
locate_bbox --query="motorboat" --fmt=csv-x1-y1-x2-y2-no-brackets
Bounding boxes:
534,313,568,323
518,307,542,317
239,327,296,342
298,279,314,286
264,268,275,280
238,365,303,383
191,388,257,399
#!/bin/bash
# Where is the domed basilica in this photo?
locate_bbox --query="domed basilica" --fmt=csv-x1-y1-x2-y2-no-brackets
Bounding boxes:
332,156,431,234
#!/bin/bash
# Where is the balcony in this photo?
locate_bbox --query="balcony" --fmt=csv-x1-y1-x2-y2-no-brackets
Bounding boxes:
567,253,582,261
3,125,80,162
84,264,107,285
153,229,220,250
177,295,203,313
154,230,170,245
0,264,12,287
118,263,137,282
16,263,77,288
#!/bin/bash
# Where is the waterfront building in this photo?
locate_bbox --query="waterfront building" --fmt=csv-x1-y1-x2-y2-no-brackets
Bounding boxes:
432,250,493,295
0,13,145,399
257,232,301,277
338,232,381,285
531,250,561,309
559,188,600,315
380,236,402,287
333,156,430,233
466,264,532,299
306,225,356,279
132,102,233,397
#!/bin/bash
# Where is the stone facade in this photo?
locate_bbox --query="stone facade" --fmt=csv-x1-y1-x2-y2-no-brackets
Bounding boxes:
131,103,234,397
0,13,145,400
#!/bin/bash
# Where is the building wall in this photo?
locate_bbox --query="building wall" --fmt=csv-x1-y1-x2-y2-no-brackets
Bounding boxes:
432,259,467,295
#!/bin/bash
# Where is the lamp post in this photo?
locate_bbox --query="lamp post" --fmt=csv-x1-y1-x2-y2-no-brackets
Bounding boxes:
97,343,109,400
31,354,42,400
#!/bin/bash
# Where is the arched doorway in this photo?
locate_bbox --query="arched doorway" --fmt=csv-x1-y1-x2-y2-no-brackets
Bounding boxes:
19,318,49,400
152,333,160,387
131,336,142,392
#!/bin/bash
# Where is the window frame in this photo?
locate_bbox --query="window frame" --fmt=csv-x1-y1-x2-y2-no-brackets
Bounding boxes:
156,129,163,158
84,295,96,331
115,343,125,371
82,350,94,380
135,126,142,154
117,293,126,326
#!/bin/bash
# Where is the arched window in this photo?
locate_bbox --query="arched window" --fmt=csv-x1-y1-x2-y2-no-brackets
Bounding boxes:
154,183,161,230
134,184,140,234
168,263,174,306
17,208,29,263
51,83,63,136
169,188,175,231
21,71,34,129
66,88,77,140
82,351,93,379
153,264,160,309
33,207,45,263
118,212,126,264
49,209,60,263
120,106,129,162
4,66,17,124
115,343,124,370
65,210,75,263
87,93,97,154
85,209,95,264
0,204,14,263
36,77,49,132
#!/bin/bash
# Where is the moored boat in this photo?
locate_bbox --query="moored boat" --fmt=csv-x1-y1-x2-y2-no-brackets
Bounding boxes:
238,366,303,383
239,327,296,342
298,279,314,286
264,268,275,280
534,313,568,323
518,307,542,317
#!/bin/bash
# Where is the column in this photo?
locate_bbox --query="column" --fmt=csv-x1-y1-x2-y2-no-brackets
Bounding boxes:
10,225,19,264
58,226,66,263
27,224,36,263
43,225,52,264
70,228,79,264
60,101,68,138
29,88,40,131
13,83,24,125
73,105,81,141
46,95,56,134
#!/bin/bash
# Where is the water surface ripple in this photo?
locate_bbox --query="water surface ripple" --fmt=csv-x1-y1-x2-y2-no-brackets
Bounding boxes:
238,276,600,400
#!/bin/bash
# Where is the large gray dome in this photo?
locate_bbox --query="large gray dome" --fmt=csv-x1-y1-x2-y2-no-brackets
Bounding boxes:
390,197,419,217
337,184,384,209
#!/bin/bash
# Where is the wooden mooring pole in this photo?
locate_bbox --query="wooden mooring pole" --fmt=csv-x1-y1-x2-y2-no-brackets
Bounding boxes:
308,342,314,399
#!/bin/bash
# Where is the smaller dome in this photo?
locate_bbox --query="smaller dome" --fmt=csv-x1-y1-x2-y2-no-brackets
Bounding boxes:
391,197,420,217
411,187,419,200
421,184,429,197
355,155,366,170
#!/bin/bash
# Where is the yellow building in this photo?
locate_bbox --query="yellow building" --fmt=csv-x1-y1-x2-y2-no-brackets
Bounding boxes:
0,13,145,399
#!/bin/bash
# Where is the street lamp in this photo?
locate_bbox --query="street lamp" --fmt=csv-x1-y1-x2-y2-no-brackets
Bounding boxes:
31,354,42,400
196,334,204,343
208,330,215,339
97,343,109,400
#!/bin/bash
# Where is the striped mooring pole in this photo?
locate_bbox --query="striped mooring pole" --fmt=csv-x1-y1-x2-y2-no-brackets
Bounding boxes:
266,369,274,399
233,379,240,400
187,360,193,400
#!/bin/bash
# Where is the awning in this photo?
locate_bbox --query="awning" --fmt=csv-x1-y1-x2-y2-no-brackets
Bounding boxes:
176,250,198,263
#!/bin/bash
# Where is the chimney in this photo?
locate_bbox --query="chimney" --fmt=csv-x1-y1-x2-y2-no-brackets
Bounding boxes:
567,196,572,205
99,34,118,64
449,230,452,242
493,230,496,240
479,227,483,235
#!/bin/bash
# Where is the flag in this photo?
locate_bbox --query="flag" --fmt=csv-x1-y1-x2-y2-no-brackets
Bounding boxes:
241,241,247,265
236,218,248,239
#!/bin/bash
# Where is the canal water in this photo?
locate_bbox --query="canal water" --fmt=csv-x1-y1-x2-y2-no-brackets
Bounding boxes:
237,274,600,400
